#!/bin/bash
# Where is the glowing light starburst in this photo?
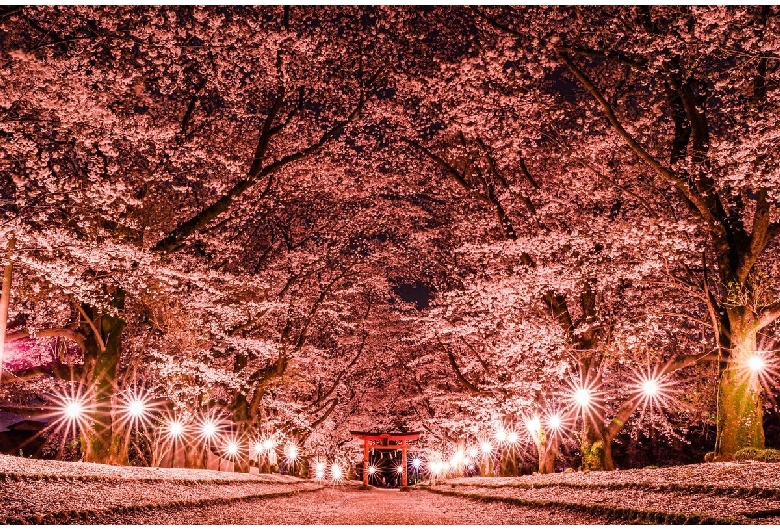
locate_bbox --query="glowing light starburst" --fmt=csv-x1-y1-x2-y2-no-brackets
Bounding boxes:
368,465,377,475
225,441,239,457
45,383,100,460
525,416,541,437
494,428,507,443
115,389,156,440
573,388,592,408
253,441,264,456
748,355,766,374
396,464,404,474
737,351,779,393
202,420,218,439
315,461,326,480
480,440,493,455
129,399,144,416
546,413,562,431
451,449,464,466
642,378,660,397
166,419,185,439
192,411,225,447
565,372,604,432
285,442,299,462
630,366,676,413
467,447,478,459
49,383,97,446
64,400,84,420
506,431,519,444
331,462,343,482
411,457,422,470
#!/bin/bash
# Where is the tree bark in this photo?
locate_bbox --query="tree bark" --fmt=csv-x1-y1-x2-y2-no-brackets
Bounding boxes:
715,310,764,458
0,237,14,382
81,290,127,465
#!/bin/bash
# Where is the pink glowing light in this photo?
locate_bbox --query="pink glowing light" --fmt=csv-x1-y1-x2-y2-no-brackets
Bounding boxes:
331,462,343,481
167,419,185,439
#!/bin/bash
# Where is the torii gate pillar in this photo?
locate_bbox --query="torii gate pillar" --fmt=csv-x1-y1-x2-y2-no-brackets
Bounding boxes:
363,438,369,486
402,440,408,487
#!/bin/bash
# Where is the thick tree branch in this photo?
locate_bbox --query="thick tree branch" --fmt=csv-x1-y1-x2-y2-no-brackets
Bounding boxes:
309,397,338,430
6,328,86,352
738,189,771,282
604,394,642,442
437,335,482,395
404,137,518,240
154,72,376,253
758,300,780,331
543,290,575,343
555,49,726,240
555,45,648,71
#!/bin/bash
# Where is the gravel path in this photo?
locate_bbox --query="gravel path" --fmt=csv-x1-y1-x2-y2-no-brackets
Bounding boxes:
86,485,621,525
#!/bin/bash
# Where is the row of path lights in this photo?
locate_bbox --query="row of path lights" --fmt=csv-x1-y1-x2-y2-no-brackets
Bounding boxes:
49,354,772,478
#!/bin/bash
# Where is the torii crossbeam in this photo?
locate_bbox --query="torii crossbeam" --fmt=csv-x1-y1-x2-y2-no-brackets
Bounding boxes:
350,431,420,487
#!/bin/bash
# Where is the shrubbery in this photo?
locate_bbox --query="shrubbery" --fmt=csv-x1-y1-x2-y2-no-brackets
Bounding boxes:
732,447,780,463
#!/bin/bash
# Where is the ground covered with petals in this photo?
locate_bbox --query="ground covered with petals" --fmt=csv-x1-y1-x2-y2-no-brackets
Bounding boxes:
3,457,780,524
438,462,780,524
0,455,315,524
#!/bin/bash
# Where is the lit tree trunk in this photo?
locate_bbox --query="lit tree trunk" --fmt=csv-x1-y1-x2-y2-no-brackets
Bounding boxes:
82,290,127,464
233,392,251,473
538,429,556,474
581,425,607,471
0,237,14,382
499,446,518,476
715,310,763,458
538,449,555,474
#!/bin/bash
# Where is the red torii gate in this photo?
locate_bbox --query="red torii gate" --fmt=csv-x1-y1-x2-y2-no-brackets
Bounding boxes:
350,431,420,487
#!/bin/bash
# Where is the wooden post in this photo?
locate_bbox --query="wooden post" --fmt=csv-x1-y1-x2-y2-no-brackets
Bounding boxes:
363,438,369,486
402,440,408,487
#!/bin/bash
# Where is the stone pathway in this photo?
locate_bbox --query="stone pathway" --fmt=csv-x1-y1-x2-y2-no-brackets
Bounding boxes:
87,485,620,525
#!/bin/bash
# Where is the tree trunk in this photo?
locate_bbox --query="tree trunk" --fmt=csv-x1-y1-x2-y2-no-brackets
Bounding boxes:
233,392,251,473
581,439,605,471
232,352,251,473
81,289,127,465
715,311,764,459
538,446,556,474
499,446,518,476
603,436,614,470
83,312,126,464
480,453,494,476
0,237,14,382
581,423,613,471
